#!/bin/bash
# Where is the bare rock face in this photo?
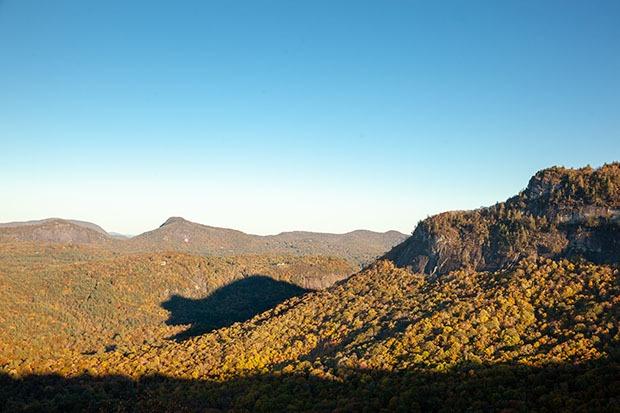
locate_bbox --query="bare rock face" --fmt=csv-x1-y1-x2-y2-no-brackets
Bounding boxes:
385,163,620,275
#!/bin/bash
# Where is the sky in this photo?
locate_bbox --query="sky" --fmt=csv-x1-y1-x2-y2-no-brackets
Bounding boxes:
1,1,619,236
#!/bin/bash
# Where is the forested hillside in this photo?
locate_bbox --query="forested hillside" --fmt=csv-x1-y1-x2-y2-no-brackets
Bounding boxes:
0,217,406,267
1,164,618,412
125,217,406,266
386,163,620,275
0,219,113,244
2,258,617,411
0,243,353,362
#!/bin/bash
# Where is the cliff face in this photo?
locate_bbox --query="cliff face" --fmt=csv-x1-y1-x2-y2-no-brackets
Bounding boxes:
385,163,620,275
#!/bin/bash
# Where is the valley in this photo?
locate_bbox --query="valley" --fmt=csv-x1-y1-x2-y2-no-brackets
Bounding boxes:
0,164,618,412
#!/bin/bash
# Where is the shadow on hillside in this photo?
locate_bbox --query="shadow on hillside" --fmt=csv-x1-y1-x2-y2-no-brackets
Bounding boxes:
1,359,618,412
161,275,308,340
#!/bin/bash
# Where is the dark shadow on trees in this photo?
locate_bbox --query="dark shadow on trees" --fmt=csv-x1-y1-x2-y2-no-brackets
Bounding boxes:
161,275,308,340
1,359,618,412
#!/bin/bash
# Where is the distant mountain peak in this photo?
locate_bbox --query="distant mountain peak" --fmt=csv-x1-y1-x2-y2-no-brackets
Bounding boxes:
0,217,112,244
126,218,407,266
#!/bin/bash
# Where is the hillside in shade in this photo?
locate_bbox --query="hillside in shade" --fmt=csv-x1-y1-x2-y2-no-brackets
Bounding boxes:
0,164,618,411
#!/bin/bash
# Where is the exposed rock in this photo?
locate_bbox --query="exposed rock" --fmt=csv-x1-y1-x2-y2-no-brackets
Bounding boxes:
385,163,620,275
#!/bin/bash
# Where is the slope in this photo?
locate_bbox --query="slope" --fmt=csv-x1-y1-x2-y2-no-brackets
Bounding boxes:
385,163,620,275
2,164,619,411
126,217,407,266
0,217,406,266
0,218,114,244
4,257,617,411
0,243,353,361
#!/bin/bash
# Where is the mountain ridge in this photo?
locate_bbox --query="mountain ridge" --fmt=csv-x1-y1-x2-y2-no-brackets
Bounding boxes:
0,218,112,244
0,217,406,266
0,217,109,234
126,217,407,266
1,162,618,411
385,162,620,275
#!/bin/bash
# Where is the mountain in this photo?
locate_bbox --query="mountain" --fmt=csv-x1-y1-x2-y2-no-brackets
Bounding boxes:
0,218,113,244
0,217,406,266
385,163,620,275
126,217,407,266
1,164,618,411
0,218,109,234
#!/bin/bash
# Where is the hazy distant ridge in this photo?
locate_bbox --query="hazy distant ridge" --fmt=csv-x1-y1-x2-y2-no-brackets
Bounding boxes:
0,216,406,266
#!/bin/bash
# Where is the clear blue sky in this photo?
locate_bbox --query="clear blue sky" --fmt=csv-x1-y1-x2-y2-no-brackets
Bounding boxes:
1,1,619,235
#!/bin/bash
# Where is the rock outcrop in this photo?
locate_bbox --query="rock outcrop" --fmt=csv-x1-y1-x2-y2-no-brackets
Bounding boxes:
385,163,620,275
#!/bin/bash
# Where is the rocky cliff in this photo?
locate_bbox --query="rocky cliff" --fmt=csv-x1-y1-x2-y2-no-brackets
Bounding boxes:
385,163,620,275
